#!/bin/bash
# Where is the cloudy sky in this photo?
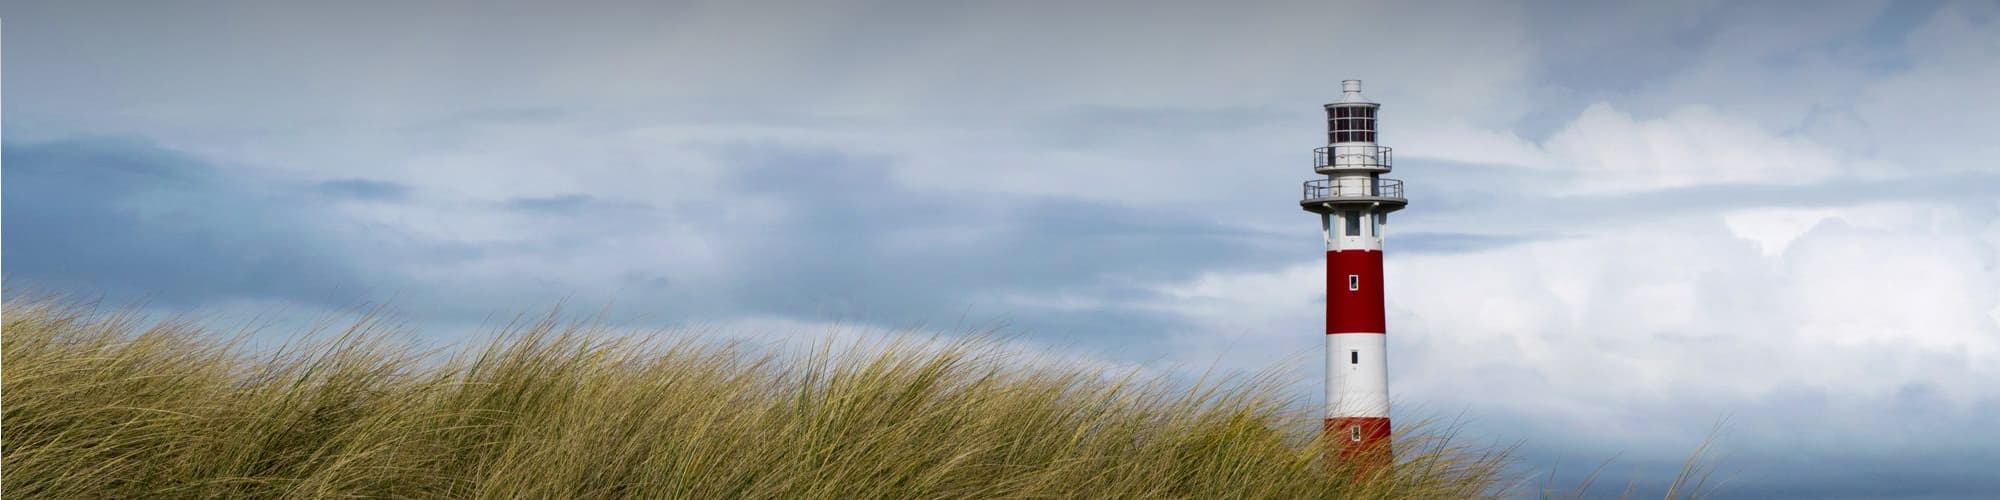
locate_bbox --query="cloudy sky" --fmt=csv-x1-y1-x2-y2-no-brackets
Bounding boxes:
6,1,1999,497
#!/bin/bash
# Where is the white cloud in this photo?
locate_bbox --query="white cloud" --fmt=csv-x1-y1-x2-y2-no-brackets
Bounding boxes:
1723,207,1839,256
1543,103,1847,193
1406,100,1855,195
1398,121,1552,169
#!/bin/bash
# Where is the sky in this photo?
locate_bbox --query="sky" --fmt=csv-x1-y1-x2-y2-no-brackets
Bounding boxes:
5,0,1999,497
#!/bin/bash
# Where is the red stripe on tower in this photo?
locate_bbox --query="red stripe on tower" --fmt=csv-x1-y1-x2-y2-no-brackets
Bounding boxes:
1326,250,1386,334
1297,80,1407,475
1324,416,1392,471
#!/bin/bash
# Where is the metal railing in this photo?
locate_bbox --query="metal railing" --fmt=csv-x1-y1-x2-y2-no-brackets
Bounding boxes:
1314,145,1393,170
1302,178,1403,202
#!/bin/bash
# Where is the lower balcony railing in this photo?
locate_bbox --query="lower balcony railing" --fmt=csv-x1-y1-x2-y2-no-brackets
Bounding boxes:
1302,178,1403,202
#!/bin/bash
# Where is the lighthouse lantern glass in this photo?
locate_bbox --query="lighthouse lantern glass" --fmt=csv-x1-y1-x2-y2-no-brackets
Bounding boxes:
1327,105,1377,144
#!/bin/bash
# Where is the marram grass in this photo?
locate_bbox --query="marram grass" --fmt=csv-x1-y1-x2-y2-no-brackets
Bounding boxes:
2,296,1515,499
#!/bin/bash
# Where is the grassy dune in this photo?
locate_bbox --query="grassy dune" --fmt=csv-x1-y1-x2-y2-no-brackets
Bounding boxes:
2,296,1514,499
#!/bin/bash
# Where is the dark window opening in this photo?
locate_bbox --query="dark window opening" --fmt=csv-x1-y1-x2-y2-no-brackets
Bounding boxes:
1350,350,1359,365
1350,426,1363,441
1345,212,1362,236
1349,274,1360,291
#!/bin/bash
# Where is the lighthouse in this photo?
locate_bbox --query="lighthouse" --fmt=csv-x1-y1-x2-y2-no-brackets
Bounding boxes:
1300,80,1406,469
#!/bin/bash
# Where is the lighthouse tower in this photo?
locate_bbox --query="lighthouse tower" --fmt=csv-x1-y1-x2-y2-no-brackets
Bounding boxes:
1300,80,1406,468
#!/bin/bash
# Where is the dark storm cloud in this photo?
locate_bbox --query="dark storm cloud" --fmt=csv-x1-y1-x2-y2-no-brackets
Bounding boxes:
2,138,383,307
1397,232,1555,254
1031,105,1290,149
315,178,412,201
0,134,1294,351
697,141,1286,348
503,194,598,213
443,107,571,126
501,194,650,215
1546,171,2000,218
1398,158,2000,232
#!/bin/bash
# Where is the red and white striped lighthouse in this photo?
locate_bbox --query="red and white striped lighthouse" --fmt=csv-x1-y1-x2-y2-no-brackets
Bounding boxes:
1300,80,1406,469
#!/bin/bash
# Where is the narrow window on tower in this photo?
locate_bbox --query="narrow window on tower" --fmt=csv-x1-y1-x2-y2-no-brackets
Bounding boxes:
1349,274,1360,291
1350,425,1363,442
1345,211,1362,236
1350,350,1359,365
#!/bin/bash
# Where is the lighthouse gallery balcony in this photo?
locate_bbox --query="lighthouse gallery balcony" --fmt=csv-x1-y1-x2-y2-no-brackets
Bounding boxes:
1300,178,1406,212
1314,145,1392,173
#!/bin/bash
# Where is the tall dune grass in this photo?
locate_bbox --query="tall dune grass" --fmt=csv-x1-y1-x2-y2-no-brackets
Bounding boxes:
2,296,1515,498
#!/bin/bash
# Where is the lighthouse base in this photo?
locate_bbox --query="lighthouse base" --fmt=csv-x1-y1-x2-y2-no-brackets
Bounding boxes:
1324,417,1392,473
